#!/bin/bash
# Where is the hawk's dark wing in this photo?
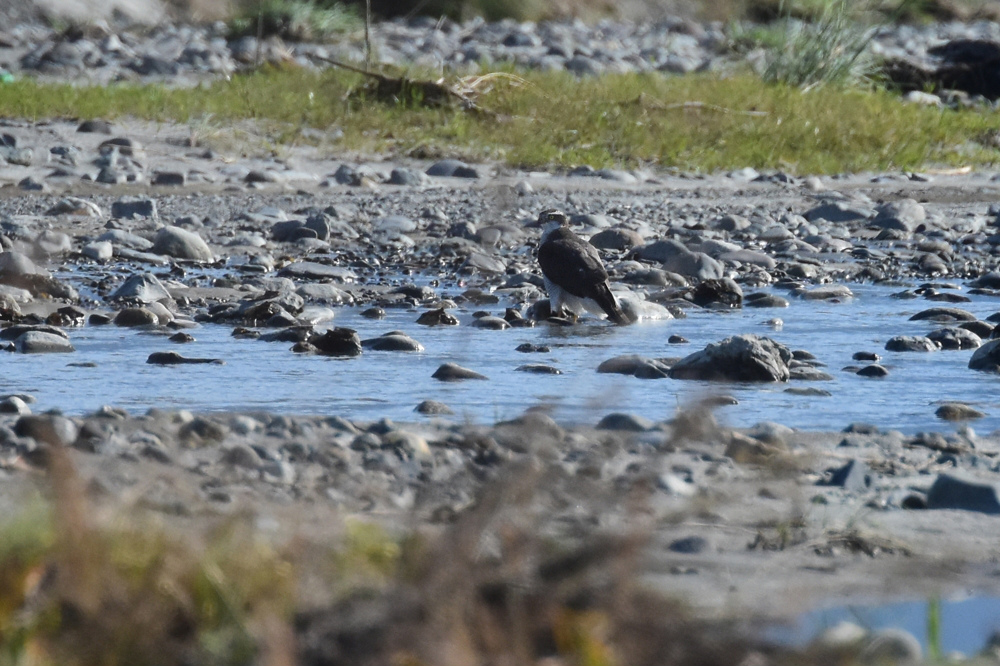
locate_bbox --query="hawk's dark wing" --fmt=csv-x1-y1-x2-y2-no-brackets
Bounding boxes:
537,228,609,298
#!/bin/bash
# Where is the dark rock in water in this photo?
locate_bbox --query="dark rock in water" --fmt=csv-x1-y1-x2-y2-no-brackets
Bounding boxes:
789,366,834,381
885,335,939,352
169,332,195,343
361,307,386,319
362,332,424,352
692,277,742,308
784,387,832,396
969,339,1000,372
927,473,1000,514
432,362,487,381
857,364,889,377
260,326,312,343
597,354,672,378
745,293,789,308
415,400,453,415
820,459,871,491
960,320,994,339
927,327,981,350
853,351,881,362
669,334,793,382
147,351,223,365
596,412,653,431
668,335,688,344
114,307,159,327
516,343,550,353
516,364,562,374
471,316,509,330
936,402,985,421
309,328,362,357
909,307,976,322
417,308,459,326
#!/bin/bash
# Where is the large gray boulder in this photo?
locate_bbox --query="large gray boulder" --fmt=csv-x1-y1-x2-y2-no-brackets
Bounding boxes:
668,334,793,382
969,339,1000,372
151,226,213,262
14,330,75,353
111,273,171,303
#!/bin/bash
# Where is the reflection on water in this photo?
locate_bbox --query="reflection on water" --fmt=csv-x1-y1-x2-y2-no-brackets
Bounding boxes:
772,595,1000,656
3,283,1000,431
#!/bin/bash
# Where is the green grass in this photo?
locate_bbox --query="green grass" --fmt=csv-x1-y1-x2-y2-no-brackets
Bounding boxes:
2,66,998,174
228,0,360,41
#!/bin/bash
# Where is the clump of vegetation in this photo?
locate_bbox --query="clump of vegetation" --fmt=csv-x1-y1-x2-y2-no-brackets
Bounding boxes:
729,0,879,89
228,0,360,41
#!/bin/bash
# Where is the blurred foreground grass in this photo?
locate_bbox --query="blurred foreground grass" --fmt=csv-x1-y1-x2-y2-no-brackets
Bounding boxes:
2,66,998,174
0,445,755,666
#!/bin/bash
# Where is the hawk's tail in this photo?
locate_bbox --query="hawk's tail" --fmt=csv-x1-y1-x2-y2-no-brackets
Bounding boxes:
593,283,630,325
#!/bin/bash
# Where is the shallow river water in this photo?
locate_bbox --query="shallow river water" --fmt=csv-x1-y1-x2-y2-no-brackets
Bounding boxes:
4,283,999,433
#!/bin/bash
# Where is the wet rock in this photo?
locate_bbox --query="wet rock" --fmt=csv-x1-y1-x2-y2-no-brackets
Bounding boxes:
691,278,742,308
151,226,213,262
669,335,792,382
14,330,74,353
114,307,159,327
927,472,1000,513
884,336,939,352
470,316,509,330
309,328,362,357
970,339,1000,372
515,364,562,374
362,332,424,352
936,402,985,421
415,400,453,415
516,343,550,353
432,362,487,381
147,352,223,365
597,354,671,378
857,364,889,377
417,308,459,326
744,293,789,308
927,326,981,350
793,285,854,300
277,262,356,282
596,412,653,431
853,351,881,362
909,307,976,322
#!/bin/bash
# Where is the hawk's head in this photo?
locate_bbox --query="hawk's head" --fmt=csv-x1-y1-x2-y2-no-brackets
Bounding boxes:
537,209,569,226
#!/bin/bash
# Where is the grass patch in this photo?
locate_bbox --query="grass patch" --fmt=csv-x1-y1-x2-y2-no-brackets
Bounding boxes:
1,66,998,174
228,0,360,41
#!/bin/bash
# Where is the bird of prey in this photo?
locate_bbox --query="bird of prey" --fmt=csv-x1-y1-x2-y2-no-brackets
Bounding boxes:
536,209,629,325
